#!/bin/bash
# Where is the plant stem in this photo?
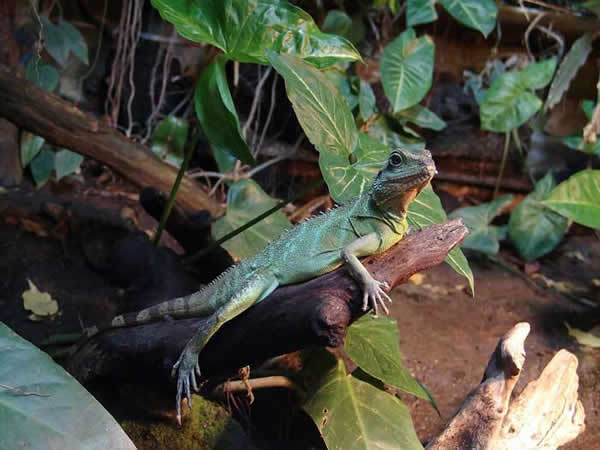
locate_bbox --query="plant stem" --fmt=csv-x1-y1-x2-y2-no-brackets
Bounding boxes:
184,179,324,264
153,126,199,245
494,131,511,198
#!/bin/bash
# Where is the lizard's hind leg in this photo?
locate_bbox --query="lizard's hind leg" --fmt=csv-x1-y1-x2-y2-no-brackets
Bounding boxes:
172,269,279,423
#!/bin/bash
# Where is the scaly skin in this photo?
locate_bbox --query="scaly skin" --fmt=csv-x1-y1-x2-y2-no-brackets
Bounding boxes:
93,148,436,422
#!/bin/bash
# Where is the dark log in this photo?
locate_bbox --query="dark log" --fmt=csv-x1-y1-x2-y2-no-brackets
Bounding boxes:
0,64,219,215
68,219,468,385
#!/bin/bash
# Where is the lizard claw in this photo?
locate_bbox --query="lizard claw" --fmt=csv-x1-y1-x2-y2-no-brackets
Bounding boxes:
361,277,392,316
172,348,201,424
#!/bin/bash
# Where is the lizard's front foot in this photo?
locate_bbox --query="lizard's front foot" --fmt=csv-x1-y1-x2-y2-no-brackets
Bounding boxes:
171,348,201,424
361,276,392,316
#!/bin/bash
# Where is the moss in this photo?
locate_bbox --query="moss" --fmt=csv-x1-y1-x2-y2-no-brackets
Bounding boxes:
120,395,250,450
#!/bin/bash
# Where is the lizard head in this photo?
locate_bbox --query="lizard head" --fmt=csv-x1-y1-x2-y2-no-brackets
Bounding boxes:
371,148,436,215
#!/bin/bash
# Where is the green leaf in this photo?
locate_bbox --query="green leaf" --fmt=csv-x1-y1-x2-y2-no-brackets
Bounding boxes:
367,116,426,151
59,20,89,65
380,28,435,112
267,51,358,158
480,59,556,132
322,10,351,35
407,0,438,27
543,169,600,230
25,59,59,92
54,149,84,181
320,133,390,204
345,315,435,405
194,56,255,168
439,0,497,37
40,16,69,67
562,133,600,155
30,148,55,187
150,0,360,68
449,195,513,255
544,34,594,112
408,186,474,293
359,80,376,120
394,104,447,131
212,179,291,259
302,349,423,450
508,173,568,261
582,100,595,120
20,132,45,167
0,322,136,449
151,116,190,167
324,68,359,111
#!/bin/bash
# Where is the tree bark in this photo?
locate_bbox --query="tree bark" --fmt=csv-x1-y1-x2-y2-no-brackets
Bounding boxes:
68,219,468,384
0,64,219,215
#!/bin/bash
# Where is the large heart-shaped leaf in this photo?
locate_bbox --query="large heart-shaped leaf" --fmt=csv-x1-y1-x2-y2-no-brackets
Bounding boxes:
194,56,255,169
380,28,434,113
150,0,360,68
345,315,436,407
408,186,475,293
212,179,291,260
407,0,438,27
319,133,390,204
58,20,89,65
543,169,600,230
508,173,568,261
439,0,497,37
480,59,556,132
151,116,189,167
449,195,513,255
0,323,135,450
267,50,358,158
544,33,595,112
302,349,423,450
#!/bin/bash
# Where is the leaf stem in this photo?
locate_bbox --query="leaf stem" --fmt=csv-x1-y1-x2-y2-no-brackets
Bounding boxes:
494,131,511,198
183,179,324,264
153,126,199,246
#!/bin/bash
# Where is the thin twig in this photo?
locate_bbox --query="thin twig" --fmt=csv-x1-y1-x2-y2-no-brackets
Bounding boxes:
243,66,273,152
214,376,302,397
256,73,279,153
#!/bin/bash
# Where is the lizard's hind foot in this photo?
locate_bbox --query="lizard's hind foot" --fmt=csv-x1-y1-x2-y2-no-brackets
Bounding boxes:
172,349,201,424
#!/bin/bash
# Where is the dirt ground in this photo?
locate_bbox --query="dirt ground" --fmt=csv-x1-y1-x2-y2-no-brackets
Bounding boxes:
0,183,598,449
393,239,600,449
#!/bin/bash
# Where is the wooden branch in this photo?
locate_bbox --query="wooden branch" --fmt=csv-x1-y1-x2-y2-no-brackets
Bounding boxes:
427,322,585,450
68,219,468,385
0,64,219,215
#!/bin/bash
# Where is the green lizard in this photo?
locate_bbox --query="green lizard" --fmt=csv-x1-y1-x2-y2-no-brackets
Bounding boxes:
92,148,436,422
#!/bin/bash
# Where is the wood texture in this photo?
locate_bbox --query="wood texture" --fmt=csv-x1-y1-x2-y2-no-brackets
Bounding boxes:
0,64,219,215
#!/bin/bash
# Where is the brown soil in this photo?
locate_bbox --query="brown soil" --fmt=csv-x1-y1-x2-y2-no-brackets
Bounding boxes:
392,239,600,449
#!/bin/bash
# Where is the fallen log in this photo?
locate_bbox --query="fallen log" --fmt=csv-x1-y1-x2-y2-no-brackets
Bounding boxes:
0,64,219,215
427,322,585,450
68,219,468,383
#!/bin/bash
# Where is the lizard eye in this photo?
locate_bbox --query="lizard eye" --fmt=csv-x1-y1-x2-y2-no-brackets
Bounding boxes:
389,152,404,167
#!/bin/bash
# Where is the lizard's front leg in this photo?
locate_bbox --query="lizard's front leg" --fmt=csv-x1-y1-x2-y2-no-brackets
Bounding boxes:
341,232,392,316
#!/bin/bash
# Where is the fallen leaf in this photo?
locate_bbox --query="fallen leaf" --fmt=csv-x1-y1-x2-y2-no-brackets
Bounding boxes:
20,218,48,237
22,279,59,319
409,273,425,285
